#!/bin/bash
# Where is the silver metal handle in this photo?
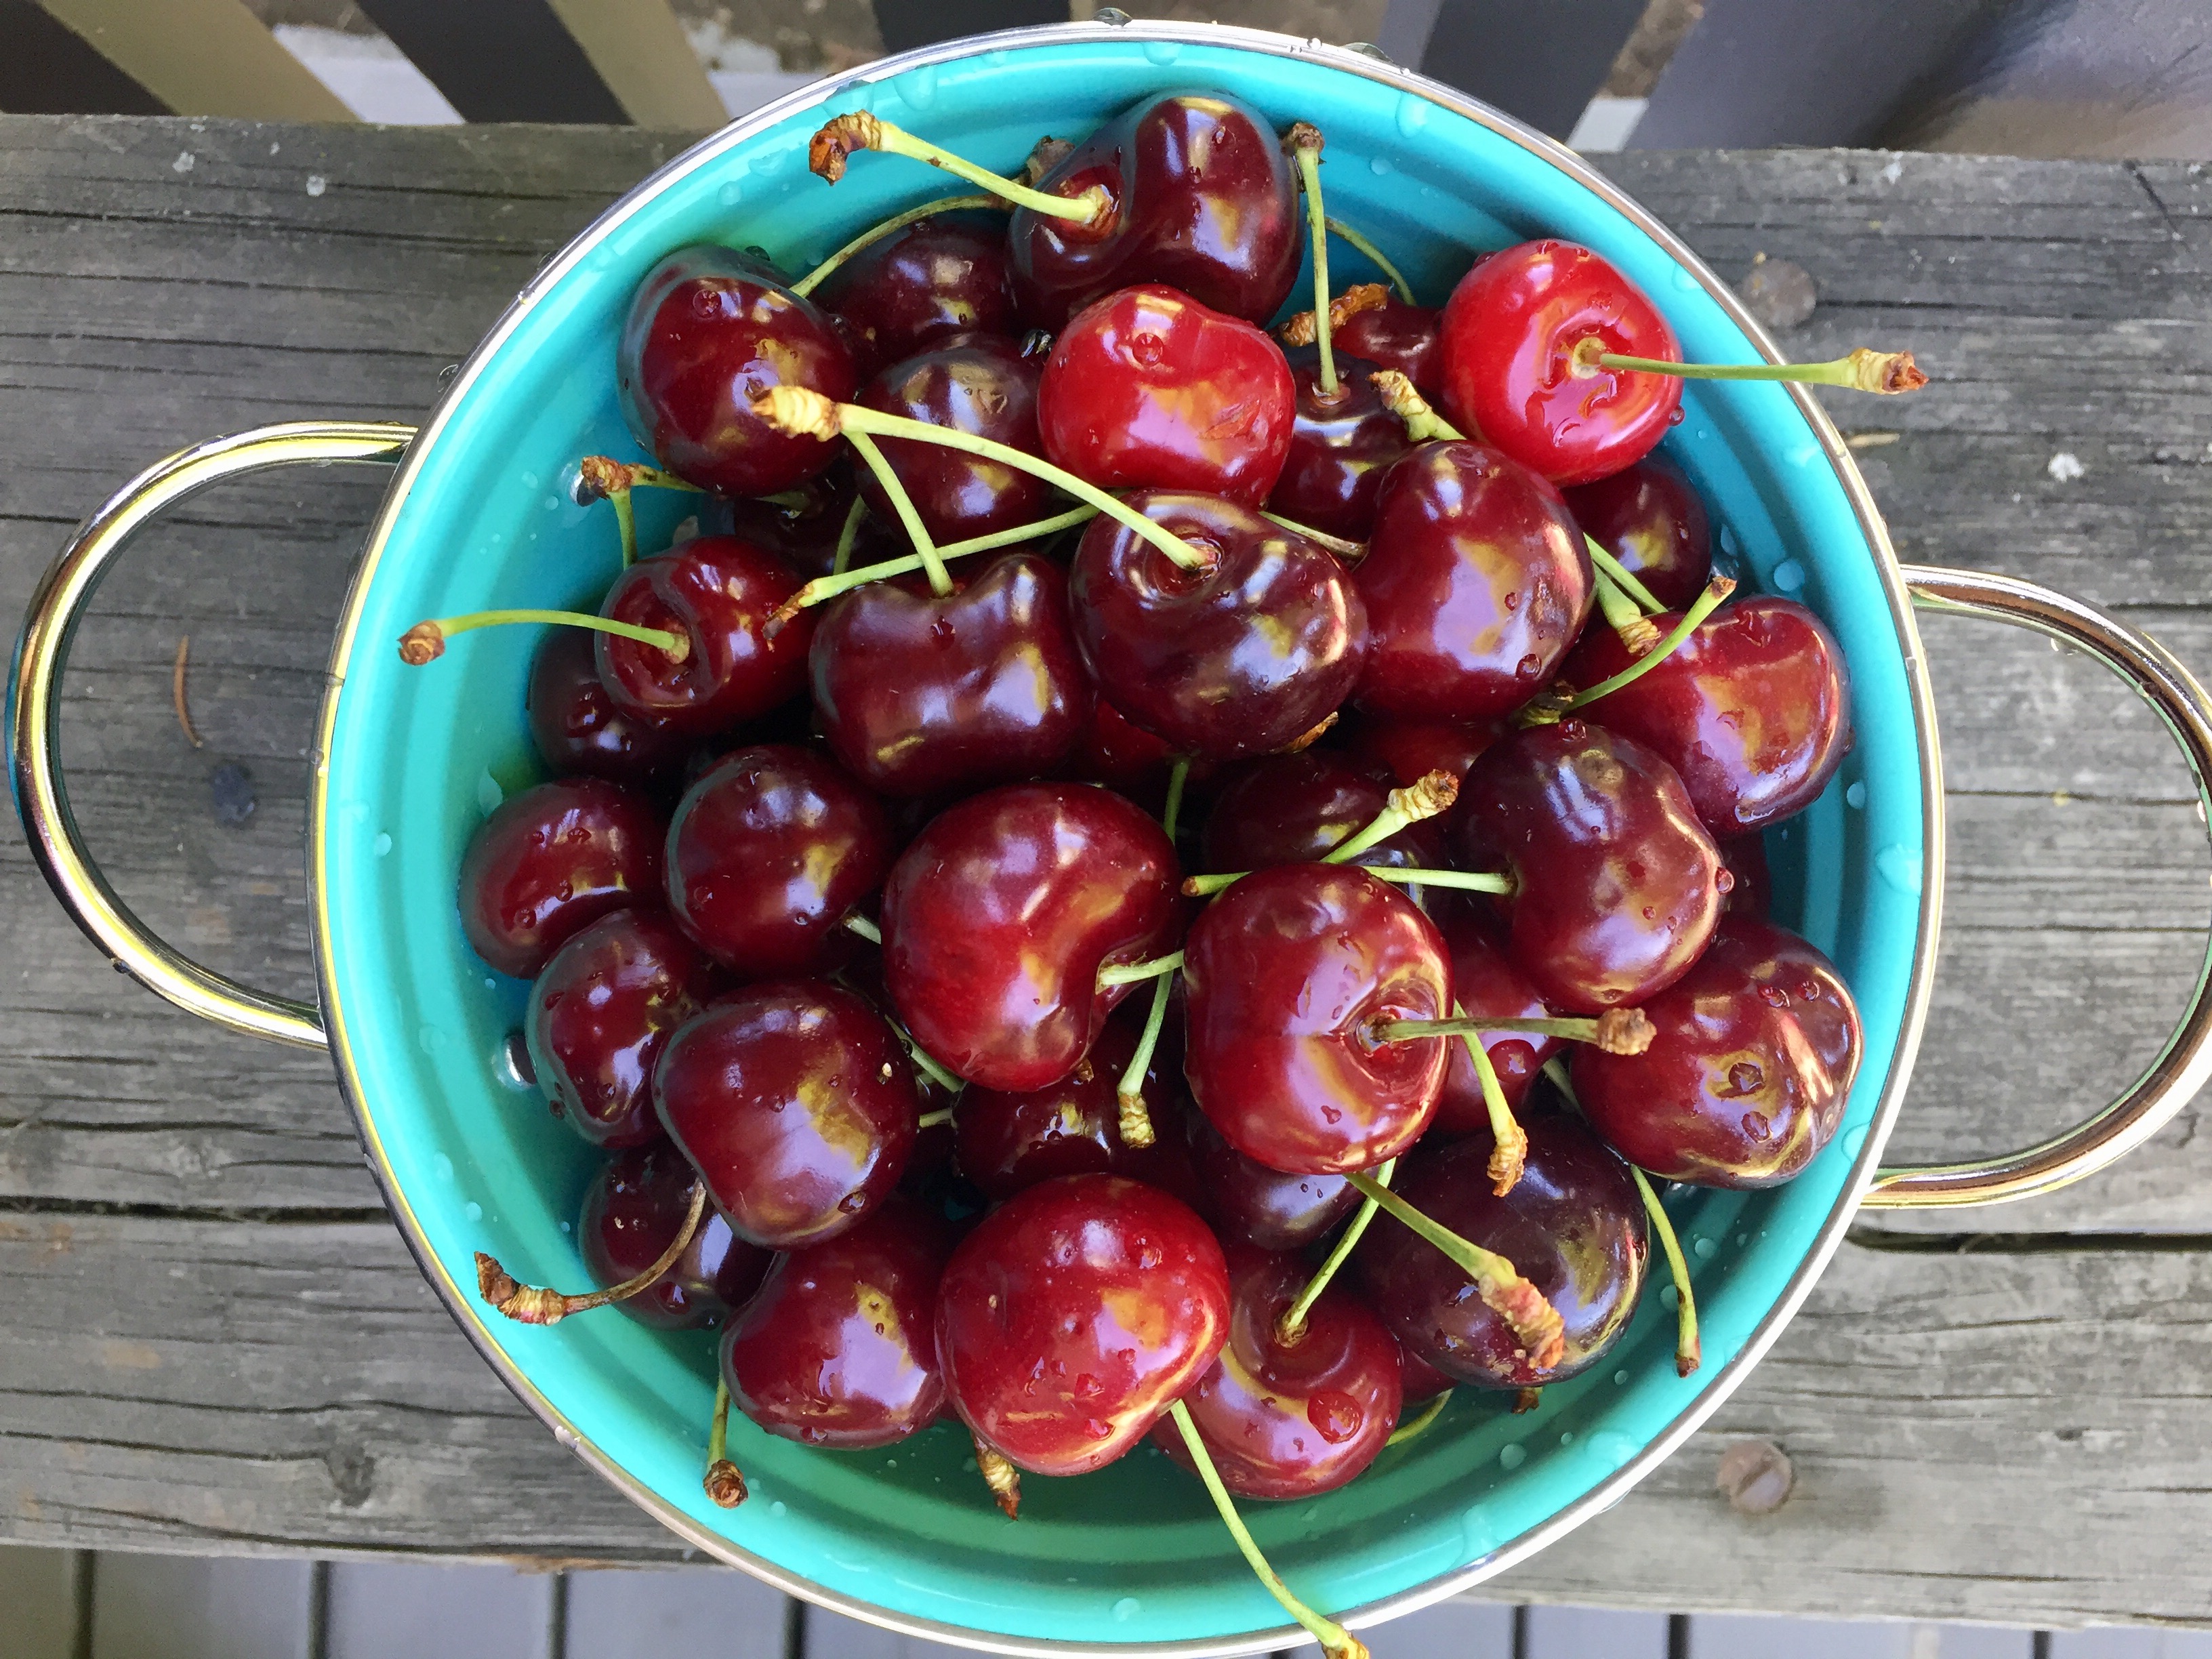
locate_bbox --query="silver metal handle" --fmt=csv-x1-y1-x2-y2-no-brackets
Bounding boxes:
8,422,414,1050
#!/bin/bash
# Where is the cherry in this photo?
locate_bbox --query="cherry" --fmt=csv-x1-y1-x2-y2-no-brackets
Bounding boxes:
1564,453,1714,613
809,553,1086,798
935,1172,1229,1475
1331,712,1497,834
808,208,1019,380
1398,1343,1454,1405
1152,1245,1403,1500
580,1142,771,1329
881,783,1180,1091
856,335,1053,544
1183,863,1450,1174
1181,1104,1358,1252
1069,689,1211,811
1356,1114,1647,1387
719,462,890,583
1428,909,1562,1137
1351,439,1591,721
720,1195,951,1447
653,981,918,1248
1038,285,1296,507
665,745,893,976
1574,915,1862,1187
1069,491,1366,762
525,630,688,787
1200,751,1447,890
1437,240,1681,487
1332,284,1443,399
1717,832,1771,918
459,777,666,979
1267,346,1410,540
1559,596,1853,834
1457,722,1722,1012
618,245,857,497
954,1010,1186,1200
596,536,815,737
526,909,718,1149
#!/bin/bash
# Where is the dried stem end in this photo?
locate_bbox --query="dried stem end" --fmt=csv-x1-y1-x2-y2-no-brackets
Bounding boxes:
1487,1117,1528,1196
1481,1271,1567,1372
1513,1387,1542,1414
1117,1089,1157,1149
1281,711,1339,754
1023,134,1073,184
974,1437,1022,1519
1283,121,1324,159
1619,615,1664,657
751,386,844,442
398,621,446,665
1593,1008,1656,1056
474,1252,571,1326
1390,769,1459,825
1277,309,1319,347
1330,282,1391,328
1849,347,1928,393
577,454,642,503
704,1460,748,1508
809,111,883,183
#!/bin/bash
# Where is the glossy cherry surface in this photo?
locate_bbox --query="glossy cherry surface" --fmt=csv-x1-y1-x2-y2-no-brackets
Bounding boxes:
1397,1343,1454,1404
665,745,893,976
1574,916,1862,1187
719,463,890,583
1357,1115,1647,1387
1351,439,1591,721
1183,864,1450,1174
1333,712,1497,840
581,1142,771,1330
1563,453,1714,612
857,335,1053,544
811,553,1085,798
721,1195,951,1447
1266,348,1408,541
954,1012,1183,1201
1039,284,1295,507
1009,91,1300,328
653,981,918,1248
1437,239,1682,487
459,778,666,979
813,208,1019,380
1200,750,1446,885
596,536,814,738
1458,722,1722,1012
1428,909,1562,1136
935,1173,1229,1475
1181,1104,1357,1252
1152,1245,1403,1499
1069,689,1211,811
527,909,717,1149
1559,596,1853,834
526,630,688,787
618,244,856,496
1334,289,1443,398
1069,491,1366,762
880,783,1180,1091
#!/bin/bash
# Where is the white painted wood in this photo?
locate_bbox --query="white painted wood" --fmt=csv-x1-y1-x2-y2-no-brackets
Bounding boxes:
89,1551,312,1659
1523,1603,1671,1657
0,1545,84,1659
562,1566,789,1658
1284,1597,1515,1656
324,1559,552,1659
1687,1614,2037,1658
2049,1632,2212,1657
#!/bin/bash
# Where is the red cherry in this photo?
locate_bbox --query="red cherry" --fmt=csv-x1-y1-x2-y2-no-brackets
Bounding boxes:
1351,440,1592,721
1265,347,1410,540
1183,864,1450,1174
1201,750,1445,876
1332,710,1498,840
954,1010,1185,1201
856,336,1054,544
1398,1343,1454,1404
596,537,814,737
935,1173,1229,1475
1334,288,1443,400
1039,285,1296,507
1563,453,1714,613
1069,689,1217,811
618,245,857,496
881,784,1179,1090
580,1142,770,1330
653,981,918,1248
527,909,718,1149
459,777,665,979
721,1195,951,1447
812,209,1019,380
665,745,893,976
1181,1105,1357,1252
718,462,891,583
1428,909,1562,1137
1574,916,1862,1187
526,630,688,787
1438,241,1681,486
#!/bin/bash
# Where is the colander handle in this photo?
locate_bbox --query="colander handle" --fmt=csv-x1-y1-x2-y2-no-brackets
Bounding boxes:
1863,565,2212,1208
7,422,416,1051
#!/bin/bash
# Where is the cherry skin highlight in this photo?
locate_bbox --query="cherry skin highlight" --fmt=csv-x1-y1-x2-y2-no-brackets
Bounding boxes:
1181,1104,1358,1252
813,208,1019,380
1563,453,1715,612
1267,346,1410,541
596,536,814,738
526,630,688,787
460,777,666,980
856,335,1053,544
1200,750,1449,910
954,1012,1183,1201
581,1142,771,1330
1336,290,1443,399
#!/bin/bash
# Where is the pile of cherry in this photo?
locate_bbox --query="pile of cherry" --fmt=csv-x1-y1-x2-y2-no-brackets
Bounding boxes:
410,88,1912,1657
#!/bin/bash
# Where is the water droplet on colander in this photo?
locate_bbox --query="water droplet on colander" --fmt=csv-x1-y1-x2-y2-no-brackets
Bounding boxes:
1694,1235,1717,1260
771,1500,787,1517
1877,842,1924,895
433,1154,455,1182
1589,1430,1637,1471
373,832,392,857
1842,1122,1869,1157
1112,1597,1141,1621
1669,265,1700,292
464,1201,482,1222
1144,39,1181,64
718,181,741,207
1461,1507,1498,1557
1846,779,1868,808
418,1024,447,1054
1772,558,1806,590
1395,93,1431,138
476,772,504,815
1498,1442,1525,1470
1370,155,1393,176
900,64,938,108
1614,1369,1630,1386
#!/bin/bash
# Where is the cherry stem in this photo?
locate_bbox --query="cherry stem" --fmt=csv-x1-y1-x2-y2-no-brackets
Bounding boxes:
1166,1399,1369,1659
754,390,1211,571
1184,865,1509,898
1385,1390,1452,1448
1629,1164,1702,1377
809,112,1107,226
790,192,1004,298
901,1029,964,1096
1326,769,1458,865
1277,1156,1395,1346
1115,969,1174,1150
1585,537,1664,615
842,913,882,945
1575,340,1929,394
832,494,867,575
1542,1054,1577,1103
1591,568,1663,656
704,1376,747,1507
1455,1001,1527,1195
1098,949,1183,988
1259,509,1364,562
1286,125,1336,398
778,504,1101,620
1559,575,1735,712
972,1434,1022,1519
1325,217,1416,305
577,456,699,571
1368,369,1464,443
1372,1009,1655,1056
398,610,684,668
916,1105,955,1130
846,428,951,596
1345,1173,1566,1370
1162,757,1191,841
474,1181,706,1326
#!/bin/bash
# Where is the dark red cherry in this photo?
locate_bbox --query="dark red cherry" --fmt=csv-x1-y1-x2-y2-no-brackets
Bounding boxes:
526,630,688,786
721,1195,950,1447
1458,722,1722,1012
1069,689,1216,812
880,783,1180,1091
1265,347,1410,540
857,335,1053,544
1010,91,1300,329
1437,239,1682,487
460,778,665,979
718,462,891,583
1564,453,1714,612
1398,1343,1454,1404
1558,596,1852,834
1429,909,1562,1137
1183,864,1450,1174
1201,750,1446,880
1351,440,1592,721
1357,1115,1647,1387
1181,1105,1357,1252
665,745,893,977
810,553,1085,798
1574,916,1862,1187
1039,285,1296,507
813,209,1019,380
653,981,918,1248
1333,710,1498,840
596,536,814,738
617,244,857,496
935,1173,1229,1475
1334,286,1443,399
581,1142,771,1330
527,909,718,1149
1152,1245,1403,1499
1069,491,1367,762
1717,832,1771,918
954,1011,1183,1201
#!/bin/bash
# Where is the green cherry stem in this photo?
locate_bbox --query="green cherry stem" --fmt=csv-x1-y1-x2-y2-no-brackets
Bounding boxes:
1115,969,1174,1150
901,1029,964,1095
1371,1009,1656,1056
1098,949,1183,989
1629,1165,1702,1376
809,111,1108,225
1259,509,1364,562
916,1105,955,1131
1345,1173,1565,1370
1166,1399,1370,1659
1385,1389,1452,1448
1185,866,1509,898
1591,567,1663,656
790,192,1004,298
577,455,701,570
1162,758,1191,842
832,494,867,575
1456,1001,1528,1195
841,914,882,945
1276,1157,1395,1346
846,428,951,596
1324,216,1415,305
1324,770,1458,865
704,1377,747,1507
1285,124,1336,398
1369,369,1465,443
1574,339,1928,394
1558,575,1735,712
397,610,684,667
1585,536,1665,615
777,504,1103,622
